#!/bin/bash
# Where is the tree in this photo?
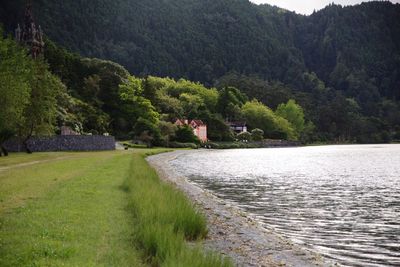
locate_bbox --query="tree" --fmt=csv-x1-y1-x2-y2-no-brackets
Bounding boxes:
133,117,161,146
198,111,234,141
119,75,160,134
242,100,296,140
273,116,296,140
18,59,62,153
216,86,247,120
158,121,177,147
81,74,101,105
155,91,184,119
251,128,264,141
0,30,32,155
276,99,306,139
237,131,252,142
242,100,277,136
179,93,204,118
174,125,199,144
139,131,154,148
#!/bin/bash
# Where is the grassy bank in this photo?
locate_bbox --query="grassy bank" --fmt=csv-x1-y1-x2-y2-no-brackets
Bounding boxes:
125,151,231,266
0,150,231,266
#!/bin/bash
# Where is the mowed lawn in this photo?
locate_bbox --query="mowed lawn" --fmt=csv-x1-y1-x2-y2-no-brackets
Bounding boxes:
0,151,149,266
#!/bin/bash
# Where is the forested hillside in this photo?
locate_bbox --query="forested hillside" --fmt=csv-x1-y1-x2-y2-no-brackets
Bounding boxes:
1,0,399,142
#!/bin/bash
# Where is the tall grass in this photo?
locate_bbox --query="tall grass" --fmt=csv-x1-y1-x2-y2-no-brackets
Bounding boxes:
125,152,232,266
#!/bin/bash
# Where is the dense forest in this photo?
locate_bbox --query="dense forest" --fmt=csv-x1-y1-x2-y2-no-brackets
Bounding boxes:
1,0,400,143
1,27,308,154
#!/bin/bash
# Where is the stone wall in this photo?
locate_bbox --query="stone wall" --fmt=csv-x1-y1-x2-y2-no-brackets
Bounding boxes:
4,136,115,152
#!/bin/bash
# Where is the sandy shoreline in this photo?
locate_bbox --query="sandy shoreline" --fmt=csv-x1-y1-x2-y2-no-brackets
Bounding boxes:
147,150,336,267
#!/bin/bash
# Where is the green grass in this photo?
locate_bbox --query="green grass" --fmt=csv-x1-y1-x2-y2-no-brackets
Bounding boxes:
124,152,231,266
0,150,232,267
0,151,144,266
0,152,67,168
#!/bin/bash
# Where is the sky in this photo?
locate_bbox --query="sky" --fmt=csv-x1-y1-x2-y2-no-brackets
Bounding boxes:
249,0,400,15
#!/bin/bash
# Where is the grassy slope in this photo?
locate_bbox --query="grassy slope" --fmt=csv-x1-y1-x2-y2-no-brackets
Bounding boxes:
0,150,232,267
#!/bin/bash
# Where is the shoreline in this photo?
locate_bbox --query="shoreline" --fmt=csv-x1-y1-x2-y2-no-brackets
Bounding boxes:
147,150,334,267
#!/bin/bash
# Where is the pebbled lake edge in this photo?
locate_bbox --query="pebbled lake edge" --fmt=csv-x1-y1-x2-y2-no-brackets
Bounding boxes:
147,150,338,267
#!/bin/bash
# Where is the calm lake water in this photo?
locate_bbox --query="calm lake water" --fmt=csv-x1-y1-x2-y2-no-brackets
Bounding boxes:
171,145,400,267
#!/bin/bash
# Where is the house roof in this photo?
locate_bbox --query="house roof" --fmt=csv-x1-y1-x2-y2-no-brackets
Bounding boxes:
175,119,206,128
175,119,185,125
227,121,247,127
191,120,205,127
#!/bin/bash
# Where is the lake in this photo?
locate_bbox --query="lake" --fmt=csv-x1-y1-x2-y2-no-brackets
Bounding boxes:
170,145,400,267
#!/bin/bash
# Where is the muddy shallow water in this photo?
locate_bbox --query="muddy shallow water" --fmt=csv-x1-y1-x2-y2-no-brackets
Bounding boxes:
170,145,400,267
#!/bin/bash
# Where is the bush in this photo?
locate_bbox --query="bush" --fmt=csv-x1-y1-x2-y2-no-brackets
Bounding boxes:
121,141,147,149
133,117,162,146
251,128,264,141
237,131,252,141
168,142,198,149
174,125,200,144
204,141,259,149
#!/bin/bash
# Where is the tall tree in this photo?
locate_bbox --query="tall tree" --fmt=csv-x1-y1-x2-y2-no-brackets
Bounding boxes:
241,100,296,140
0,30,32,155
276,99,306,139
18,59,62,153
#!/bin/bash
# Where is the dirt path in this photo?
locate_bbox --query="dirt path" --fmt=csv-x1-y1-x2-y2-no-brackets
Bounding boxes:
147,150,337,267
0,156,75,172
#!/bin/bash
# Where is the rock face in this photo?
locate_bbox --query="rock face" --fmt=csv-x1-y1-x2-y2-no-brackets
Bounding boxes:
4,136,115,152
147,150,336,267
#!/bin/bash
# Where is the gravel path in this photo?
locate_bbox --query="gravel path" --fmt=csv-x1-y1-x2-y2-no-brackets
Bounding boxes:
147,150,337,267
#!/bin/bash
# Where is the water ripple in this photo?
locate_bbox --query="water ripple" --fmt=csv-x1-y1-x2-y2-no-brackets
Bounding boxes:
171,145,400,267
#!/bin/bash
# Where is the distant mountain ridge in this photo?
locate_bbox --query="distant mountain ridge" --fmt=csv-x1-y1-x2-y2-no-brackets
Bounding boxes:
1,1,397,93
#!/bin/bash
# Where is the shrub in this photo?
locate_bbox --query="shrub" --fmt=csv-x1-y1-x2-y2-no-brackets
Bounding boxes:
168,142,198,149
133,117,162,146
174,125,200,144
251,128,264,141
237,131,252,141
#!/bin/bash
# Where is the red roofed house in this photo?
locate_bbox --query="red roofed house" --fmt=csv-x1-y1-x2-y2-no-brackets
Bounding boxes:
175,119,208,142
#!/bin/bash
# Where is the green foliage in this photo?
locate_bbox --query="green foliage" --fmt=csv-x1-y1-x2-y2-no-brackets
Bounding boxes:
175,126,200,144
237,131,252,142
204,141,259,149
17,59,62,144
3,1,399,143
153,77,219,119
251,128,264,141
168,142,198,149
216,86,247,120
242,100,296,140
0,29,62,153
216,73,293,110
5,0,397,98
199,112,234,142
0,29,32,145
119,76,160,134
125,152,231,266
133,117,162,147
44,40,130,136
276,99,305,139
158,121,177,147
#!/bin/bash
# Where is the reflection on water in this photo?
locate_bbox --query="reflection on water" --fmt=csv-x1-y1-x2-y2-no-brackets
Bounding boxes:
171,145,400,267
